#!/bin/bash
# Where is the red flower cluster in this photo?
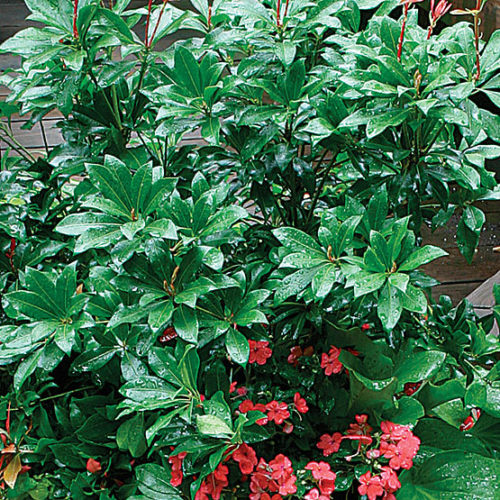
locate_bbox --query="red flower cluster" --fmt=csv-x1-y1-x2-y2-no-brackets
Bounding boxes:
250,454,297,498
168,450,187,487
287,345,314,366
249,340,273,365
379,421,420,470
305,461,336,497
361,323,371,331
358,467,401,500
316,416,420,500
238,400,290,426
232,444,258,475
320,346,343,376
195,463,229,500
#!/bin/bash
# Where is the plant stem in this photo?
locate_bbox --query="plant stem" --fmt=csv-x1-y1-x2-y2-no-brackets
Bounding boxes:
473,13,481,81
131,52,149,124
284,0,290,18
305,156,339,226
397,3,409,62
145,0,153,46
149,0,169,48
73,0,79,39
276,0,281,27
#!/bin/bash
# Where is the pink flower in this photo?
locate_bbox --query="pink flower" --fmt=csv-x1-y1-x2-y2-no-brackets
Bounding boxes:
293,392,309,414
379,421,420,470
320,347,343,376
317,432,343,456
268,454,297,496
305,461,336,495
249,340,272,365
358,471,384,500
304,488,330,500
266,401,290,425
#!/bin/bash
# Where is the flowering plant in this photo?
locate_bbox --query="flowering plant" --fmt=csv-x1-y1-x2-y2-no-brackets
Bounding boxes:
0,0,499,498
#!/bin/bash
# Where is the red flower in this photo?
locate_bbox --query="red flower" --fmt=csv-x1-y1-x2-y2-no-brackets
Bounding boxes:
229,381,237,393
250,458,279,499
232,444,258,475
379,421,420,470
320,347,343,376
460,409,481,431
293,392,309,414
159,327,177,344
317,432,343,456
305,461,336,495
237,386,248,396
403,382,422,396
358,471,384,500
361,323,371,331
249,340,272,365
169,451,187,487
282,421,294,434
239,399,255,413
268,454,297,496
459,416,475,431
266,401,290,425
380,466,401,494
287,346,303,366
347,414,372,436
198,463,228,500
86,458,102,474
305,488,330,500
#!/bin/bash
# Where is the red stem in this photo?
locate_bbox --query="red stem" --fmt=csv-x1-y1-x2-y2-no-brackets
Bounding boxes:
427,24,433,39
148,0,169,48
73,0,79,39
397,4,409,62
284,0,290,18
207,5,212,29
276,0,281,27
145,0,153,46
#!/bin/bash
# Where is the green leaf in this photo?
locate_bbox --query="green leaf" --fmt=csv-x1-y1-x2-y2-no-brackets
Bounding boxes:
353,272,387,298
399,246,448,271
148,300,174,331
378,282,402,329
366,109,409,138
14,348,43,391
311,265,337,299
136,464,183,499
173,305,199,343
272,227,323,255
397,451,500,500
400,284,427,313
225,328,249,366
394,350,446,390
117,413,147,458
196,415,233,437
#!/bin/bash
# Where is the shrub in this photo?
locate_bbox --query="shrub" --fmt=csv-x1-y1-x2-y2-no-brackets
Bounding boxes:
0,0,499,498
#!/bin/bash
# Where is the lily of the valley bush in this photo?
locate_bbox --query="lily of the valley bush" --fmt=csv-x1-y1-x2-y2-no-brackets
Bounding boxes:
0,0,499,498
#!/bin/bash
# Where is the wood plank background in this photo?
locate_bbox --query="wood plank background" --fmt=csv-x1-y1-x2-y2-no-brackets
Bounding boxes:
1,0,499,307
